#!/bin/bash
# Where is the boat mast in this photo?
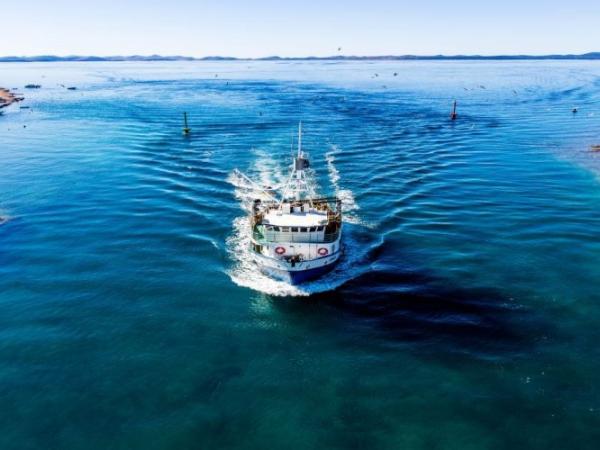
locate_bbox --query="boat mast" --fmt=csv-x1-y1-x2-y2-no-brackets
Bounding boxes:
294,122,305,199
298,121,302,159
279,122,313,204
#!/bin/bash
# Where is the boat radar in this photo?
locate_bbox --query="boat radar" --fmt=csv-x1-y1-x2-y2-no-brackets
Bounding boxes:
235,122,343,285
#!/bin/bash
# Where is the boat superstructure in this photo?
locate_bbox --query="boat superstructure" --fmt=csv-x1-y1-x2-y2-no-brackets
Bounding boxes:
239,124,342,284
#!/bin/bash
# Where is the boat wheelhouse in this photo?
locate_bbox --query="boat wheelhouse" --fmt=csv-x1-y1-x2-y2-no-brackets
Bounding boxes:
238,123,343,284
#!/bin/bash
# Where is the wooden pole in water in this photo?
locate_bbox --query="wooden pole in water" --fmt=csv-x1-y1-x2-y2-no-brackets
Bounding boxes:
183,112,190,135
450,100,457,120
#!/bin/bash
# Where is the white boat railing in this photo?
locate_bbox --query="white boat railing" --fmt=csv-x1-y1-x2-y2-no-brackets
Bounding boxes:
253,230,340,243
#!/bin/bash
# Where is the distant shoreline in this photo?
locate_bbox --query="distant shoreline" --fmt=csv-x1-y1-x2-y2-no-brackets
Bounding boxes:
1,53,600,62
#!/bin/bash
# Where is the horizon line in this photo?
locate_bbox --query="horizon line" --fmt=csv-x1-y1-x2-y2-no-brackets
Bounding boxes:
1,52,600,62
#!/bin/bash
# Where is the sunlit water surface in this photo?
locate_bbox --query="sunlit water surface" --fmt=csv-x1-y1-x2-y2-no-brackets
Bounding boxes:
1,61,600,449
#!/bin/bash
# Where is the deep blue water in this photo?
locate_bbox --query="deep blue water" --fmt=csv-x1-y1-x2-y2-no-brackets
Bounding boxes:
1,61,600,449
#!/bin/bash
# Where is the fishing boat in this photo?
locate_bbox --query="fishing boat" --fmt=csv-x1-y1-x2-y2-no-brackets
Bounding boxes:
236,124,342,284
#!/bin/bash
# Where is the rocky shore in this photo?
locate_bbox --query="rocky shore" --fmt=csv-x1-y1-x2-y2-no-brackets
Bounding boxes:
0,87,24,109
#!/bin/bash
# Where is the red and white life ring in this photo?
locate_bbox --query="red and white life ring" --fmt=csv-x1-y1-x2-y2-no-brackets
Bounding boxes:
275,246,286,255
317,247,329,256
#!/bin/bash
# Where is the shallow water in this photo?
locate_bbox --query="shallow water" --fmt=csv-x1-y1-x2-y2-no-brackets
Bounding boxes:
1,61,600,449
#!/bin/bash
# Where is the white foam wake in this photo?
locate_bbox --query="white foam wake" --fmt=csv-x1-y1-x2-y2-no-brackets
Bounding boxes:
325,145,366,226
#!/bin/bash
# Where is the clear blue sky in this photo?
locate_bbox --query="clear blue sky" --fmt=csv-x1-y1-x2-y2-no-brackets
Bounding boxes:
2,0,599,57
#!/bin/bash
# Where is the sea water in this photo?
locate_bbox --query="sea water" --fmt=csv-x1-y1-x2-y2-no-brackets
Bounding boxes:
1,60,600,449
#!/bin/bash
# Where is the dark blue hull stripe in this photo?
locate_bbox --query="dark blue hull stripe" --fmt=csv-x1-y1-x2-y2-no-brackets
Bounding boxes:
261,260,339,285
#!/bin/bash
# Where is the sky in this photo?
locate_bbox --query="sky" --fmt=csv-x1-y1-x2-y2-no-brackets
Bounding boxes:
1,0,599,57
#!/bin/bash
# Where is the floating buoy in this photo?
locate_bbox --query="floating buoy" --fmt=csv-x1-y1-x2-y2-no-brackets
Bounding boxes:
450,100,458,120
572,108,578,114
182,112,190,135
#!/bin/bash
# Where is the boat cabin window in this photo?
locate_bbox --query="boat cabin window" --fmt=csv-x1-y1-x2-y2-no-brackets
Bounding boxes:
300,227,307,232
273,226,280,232
291,227,298,232
317,226,324,231
309,227,316,232
281,227,290,232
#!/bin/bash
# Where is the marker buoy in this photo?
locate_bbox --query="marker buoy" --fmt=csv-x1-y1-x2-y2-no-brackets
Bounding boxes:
182,112,191,135
450,100,458,120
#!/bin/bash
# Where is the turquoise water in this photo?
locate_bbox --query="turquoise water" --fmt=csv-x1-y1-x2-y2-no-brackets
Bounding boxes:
1,61,600,449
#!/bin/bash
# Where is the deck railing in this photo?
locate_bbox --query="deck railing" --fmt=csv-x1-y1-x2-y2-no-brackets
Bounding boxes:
253,230,340,244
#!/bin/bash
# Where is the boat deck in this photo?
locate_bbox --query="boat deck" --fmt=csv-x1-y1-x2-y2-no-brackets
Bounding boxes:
262,209,328,227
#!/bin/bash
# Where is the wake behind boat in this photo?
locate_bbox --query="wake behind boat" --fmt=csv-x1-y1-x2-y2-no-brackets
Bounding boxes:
235,124,342,284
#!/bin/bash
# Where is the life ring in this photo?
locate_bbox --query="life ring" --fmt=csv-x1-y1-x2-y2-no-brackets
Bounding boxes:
275,246,286,255
317,247,328,256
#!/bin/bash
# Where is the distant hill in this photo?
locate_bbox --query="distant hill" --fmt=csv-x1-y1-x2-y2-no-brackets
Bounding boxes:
1,53,600,62
0,55,198,62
